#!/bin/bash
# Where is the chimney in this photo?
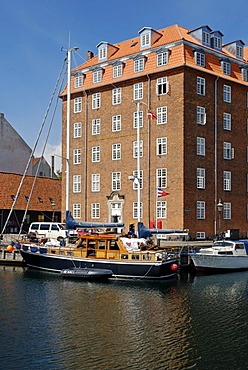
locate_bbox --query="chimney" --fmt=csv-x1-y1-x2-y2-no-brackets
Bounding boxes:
87,50,94,60
51,155,55,178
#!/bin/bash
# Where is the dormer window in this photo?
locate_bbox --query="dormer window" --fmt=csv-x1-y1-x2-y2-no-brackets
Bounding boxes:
194,51,205,67
223,40,245,60
189,26,212,47
93,69,102,84
99,46,107,61
139,27,162,51
237,45,243,59
157,49,169,67
113,63,123,78
202,31,210,46
241,68,248,82
134,57,145,73
221,60,231,76
141,32,150,48
74,73,83,89
210,31,223,51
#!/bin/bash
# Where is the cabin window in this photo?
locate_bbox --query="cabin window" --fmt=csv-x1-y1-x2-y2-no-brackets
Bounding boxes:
132,254,139,260
110,241,119,250
98,241,106,250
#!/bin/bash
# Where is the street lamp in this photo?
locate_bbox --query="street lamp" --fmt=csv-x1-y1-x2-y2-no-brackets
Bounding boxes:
217,199,223,238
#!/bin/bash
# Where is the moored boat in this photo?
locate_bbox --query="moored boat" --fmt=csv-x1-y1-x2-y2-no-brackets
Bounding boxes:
190,239,248,273
61,267,113,281
20,233,178,280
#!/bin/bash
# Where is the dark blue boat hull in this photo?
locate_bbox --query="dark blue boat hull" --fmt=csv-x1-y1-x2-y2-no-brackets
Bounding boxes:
20,249,178,280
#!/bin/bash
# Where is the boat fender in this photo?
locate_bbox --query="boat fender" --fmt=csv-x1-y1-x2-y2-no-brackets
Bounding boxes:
6,245,15,252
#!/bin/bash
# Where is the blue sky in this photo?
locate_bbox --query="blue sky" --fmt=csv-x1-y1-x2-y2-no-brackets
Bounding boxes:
1,0,247,170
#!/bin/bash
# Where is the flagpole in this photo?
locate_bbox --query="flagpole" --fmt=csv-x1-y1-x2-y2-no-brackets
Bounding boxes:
137,102,141,232
155,188,157,230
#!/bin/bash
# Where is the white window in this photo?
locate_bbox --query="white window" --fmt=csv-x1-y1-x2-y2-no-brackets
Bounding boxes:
223,85,231,103
156,200,167,219
223,203,231,220
92,146,100,162
74,97,82,113
203,31,210,46
134,58,145,73
197,137,205,156
112,115,121,132
74,74,83,88
92,93,101,109
99,46,107,61
197,168,205,189
133,111,143,129
237,45,243,59
197,106,206,125
223,113,231,131
214,37,221,49
92,174,100,192
157,106,167,125
156,77,168,95
141,32,150,47
73,203,81,218
197,201,205,219
157,51,168,67
93,70,102,83
92,119,100,135
133,83,143,100
112,172,121,191
74,122,82,138
223,142,232,160
156,168,167,188
133,140,143,158
196,232,206,240
132,170,143,190
133,202,143,219
73,175,81,193
112,87,122,105
113,64,123,78
242,68,248,82
73,149,81,164
91,203,100,219
195,52,205,67
156,137,167,156
112,143,121,160
197,77,205,95
222,61,231,76
224,171,231,191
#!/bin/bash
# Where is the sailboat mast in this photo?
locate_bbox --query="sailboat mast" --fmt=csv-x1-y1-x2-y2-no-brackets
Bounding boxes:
65,47,79,214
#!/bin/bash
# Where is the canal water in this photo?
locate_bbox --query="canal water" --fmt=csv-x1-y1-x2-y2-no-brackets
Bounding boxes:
0,267,247,370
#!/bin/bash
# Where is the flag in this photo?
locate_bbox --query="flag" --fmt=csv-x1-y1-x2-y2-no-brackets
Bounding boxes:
147,109,157,120
157,188,170,198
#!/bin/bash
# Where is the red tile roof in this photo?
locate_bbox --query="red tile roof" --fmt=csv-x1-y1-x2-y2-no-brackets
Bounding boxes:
60,24,248,97
0,172,61,210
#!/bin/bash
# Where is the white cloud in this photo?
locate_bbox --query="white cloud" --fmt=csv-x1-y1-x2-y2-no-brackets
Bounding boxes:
36,142,62,172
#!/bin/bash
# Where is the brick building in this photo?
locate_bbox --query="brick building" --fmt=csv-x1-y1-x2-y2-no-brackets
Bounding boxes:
0,172,61,234
60,24,248,239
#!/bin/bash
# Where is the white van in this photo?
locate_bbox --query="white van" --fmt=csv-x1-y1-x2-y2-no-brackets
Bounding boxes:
28,222,68,239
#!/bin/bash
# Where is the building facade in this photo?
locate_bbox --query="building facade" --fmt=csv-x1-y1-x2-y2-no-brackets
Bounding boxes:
0,113,33,175
60,24,248,239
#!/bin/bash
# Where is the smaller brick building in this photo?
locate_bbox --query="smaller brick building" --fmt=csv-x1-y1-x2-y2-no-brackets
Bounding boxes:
0,172,61,234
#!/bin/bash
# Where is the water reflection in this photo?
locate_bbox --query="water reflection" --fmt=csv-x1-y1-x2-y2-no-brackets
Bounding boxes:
0,267,248,369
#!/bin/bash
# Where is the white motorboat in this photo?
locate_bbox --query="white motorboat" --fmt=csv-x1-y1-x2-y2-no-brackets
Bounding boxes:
190,240,248,273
